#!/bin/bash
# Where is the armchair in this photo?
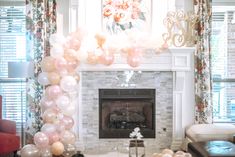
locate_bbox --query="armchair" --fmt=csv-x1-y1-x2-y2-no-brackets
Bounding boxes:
0,95,20,156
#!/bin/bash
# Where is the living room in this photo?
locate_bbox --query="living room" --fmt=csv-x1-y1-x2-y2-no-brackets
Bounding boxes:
0,0,235,157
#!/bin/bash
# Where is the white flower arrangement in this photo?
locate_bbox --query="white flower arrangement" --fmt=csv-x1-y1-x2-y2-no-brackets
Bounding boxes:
129,127,143,140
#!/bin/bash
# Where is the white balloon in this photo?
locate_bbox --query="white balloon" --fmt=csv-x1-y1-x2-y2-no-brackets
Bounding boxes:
49,33,66,46
38,72,50,86
56,94,70,110
60,76,77,92
50,44,64,58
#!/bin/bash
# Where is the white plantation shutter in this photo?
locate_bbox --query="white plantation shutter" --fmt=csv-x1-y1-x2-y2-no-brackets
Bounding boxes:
0,1,26,138
212,6,235,123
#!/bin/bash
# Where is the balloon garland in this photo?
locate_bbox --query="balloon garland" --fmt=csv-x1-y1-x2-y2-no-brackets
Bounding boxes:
21,28,168,157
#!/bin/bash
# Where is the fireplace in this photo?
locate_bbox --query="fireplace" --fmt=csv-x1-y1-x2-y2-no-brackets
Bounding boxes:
99,89,155,138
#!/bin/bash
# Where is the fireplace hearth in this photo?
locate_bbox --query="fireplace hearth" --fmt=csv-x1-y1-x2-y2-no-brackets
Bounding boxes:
99,89,155,138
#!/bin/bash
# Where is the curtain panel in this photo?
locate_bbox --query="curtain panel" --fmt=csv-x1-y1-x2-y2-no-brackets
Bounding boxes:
26,0,56,143
194,0,213,124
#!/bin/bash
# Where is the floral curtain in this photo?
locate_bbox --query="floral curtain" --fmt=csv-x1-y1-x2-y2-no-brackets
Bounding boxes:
26,0,57,143
194,0,213,124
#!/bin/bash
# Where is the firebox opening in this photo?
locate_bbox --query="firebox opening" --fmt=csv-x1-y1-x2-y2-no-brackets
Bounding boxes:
99,89,155,138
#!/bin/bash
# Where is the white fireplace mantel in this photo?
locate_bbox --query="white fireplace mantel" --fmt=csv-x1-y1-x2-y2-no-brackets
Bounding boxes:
77,47,195,150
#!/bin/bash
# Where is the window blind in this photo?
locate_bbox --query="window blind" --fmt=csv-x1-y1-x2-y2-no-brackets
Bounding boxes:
0,4,26,137
212,6,235,123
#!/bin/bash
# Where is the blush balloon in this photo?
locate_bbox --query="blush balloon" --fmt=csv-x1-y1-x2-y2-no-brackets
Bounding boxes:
55,57,67,70
21,144,40,157
42,108,58,123
60,130,76,144
45,85,62,99
60,115,74,130
127,54,141,68
33,132,49,148
55,94,70,110
49,132,60,144
99,51,114,66
60,76,77,92
40,97,56,113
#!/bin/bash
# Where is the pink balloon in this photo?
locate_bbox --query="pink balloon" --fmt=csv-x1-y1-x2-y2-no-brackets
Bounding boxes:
41,123,57,135
56,123,66,133
66,58,79,72
127,54,141,68
99,51,114,66
42,108,59,123
34,132,49,148
49,132,60,144
55,58,67,70
127,47,142,68
40,97,56,112
60,130,76,144
41,123,59,144
60,115,74,130
45,85,62,99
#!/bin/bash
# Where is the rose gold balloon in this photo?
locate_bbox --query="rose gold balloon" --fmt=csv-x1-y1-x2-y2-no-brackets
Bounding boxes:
127,54,141,68
99,51,114,66
40,97,56,113
51,141,64,156
60,115,74,130
55,57,67,70
49,132,60,144
66,57,79,72
33,132,49,148
41,56,55,72
42,108,58,123
45,85,62,99
48,72,60,85
60,130,76,144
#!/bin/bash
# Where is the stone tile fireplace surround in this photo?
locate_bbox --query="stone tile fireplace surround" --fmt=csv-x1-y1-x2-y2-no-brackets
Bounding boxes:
75,48,195,156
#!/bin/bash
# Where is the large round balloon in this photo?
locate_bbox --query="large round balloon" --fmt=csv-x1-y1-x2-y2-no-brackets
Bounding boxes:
62,144,77,157
48,72,61,85
45,85,62,99
40,148,52,157
60,76,77,92
99,51,114,66
60,130,76,144
40,96,56,113
51,141,64,156
38,72,50,86
21,144,40,157
55,94,70,110
41,56,56,72
41,123,57,136
55,57,67,70
60,115,74,130
33,132,49,148
42,108,58,123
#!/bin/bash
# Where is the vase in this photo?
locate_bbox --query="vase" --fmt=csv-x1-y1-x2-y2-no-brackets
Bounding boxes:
129,140,145,157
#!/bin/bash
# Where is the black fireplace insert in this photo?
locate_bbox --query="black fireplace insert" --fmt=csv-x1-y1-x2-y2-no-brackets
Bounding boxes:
99,89,155,138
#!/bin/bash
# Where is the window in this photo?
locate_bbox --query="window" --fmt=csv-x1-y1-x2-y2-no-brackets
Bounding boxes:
212,4,235,123
0,1,26,139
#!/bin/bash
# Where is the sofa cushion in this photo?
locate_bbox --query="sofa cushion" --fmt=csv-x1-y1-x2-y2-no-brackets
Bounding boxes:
0,132,20,154
186,124,235,142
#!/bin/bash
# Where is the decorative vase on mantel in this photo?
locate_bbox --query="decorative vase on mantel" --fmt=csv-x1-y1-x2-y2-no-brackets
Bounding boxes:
129,139,145,157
